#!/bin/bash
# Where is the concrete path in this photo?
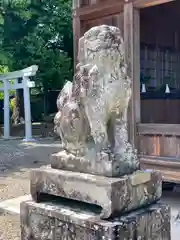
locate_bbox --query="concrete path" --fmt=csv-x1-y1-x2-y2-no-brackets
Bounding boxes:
0,195,31,215
162,191,180,240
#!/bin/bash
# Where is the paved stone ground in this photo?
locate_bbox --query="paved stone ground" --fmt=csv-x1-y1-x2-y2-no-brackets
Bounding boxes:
0,139,61,239
0,139,179,239
162,191,180,240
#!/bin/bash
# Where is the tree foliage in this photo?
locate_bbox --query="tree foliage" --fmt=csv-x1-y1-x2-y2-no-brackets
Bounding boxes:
0,0,73,91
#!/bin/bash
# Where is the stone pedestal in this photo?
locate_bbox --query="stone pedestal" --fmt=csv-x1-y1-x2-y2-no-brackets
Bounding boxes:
20,25,171,240
30,167,162,219
20,200,170,240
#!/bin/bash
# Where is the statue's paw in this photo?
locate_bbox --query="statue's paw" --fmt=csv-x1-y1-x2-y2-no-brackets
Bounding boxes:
126,144,137,156
102,146,111,154
96,145,112,156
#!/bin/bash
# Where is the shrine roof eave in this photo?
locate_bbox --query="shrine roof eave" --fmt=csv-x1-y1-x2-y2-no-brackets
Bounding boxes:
75,0,174,21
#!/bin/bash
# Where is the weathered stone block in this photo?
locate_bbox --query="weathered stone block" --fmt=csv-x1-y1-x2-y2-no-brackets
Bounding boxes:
30,167,162,219
51,149,138,177
20,200,170,240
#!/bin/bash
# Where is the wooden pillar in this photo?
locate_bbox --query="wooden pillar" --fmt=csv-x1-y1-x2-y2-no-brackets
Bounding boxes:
124,2,140,148
117,12,124,37
73,0,81,69
133,0,175,8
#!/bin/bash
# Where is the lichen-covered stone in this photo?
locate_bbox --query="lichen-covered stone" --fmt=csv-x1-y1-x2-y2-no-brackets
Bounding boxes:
20,25,170,239
54,25,139,177
20,200,170,240
30,167,162,219
51,148,137,177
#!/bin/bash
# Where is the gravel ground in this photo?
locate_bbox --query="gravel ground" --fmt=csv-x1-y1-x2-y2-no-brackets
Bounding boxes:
0,215,20,240
0,139,61,239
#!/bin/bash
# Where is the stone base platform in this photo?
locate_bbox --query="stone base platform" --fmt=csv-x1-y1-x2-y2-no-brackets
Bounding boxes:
30,167,162,219
20,199,170,240
50,150,139,177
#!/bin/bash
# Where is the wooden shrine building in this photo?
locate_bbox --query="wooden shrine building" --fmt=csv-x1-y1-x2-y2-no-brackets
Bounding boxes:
73,0,180,183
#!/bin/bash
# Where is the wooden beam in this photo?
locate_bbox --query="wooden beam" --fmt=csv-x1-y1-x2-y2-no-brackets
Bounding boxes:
133,8,141,126
77,1,124,21
117,12,124,37
124,3,140,148
124,3,134,146
140,155,180,183
137,123,180,136
140,155,180,167
133,0,175,8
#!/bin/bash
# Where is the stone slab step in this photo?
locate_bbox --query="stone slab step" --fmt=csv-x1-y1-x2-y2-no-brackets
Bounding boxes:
0,195,31,215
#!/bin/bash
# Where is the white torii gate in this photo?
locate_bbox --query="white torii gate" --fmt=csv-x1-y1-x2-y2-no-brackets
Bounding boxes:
0,65,38,141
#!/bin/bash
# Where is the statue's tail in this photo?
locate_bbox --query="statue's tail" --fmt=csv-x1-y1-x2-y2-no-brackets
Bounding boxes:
56,81,73,111
54,81,73,137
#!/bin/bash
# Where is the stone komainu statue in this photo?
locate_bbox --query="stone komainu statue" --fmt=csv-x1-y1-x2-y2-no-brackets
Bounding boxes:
54,25,138,170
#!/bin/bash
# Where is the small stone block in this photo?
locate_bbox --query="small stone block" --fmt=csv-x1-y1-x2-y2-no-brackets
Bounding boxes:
20,200,170,240
51,150,138,177
30,167,162,219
